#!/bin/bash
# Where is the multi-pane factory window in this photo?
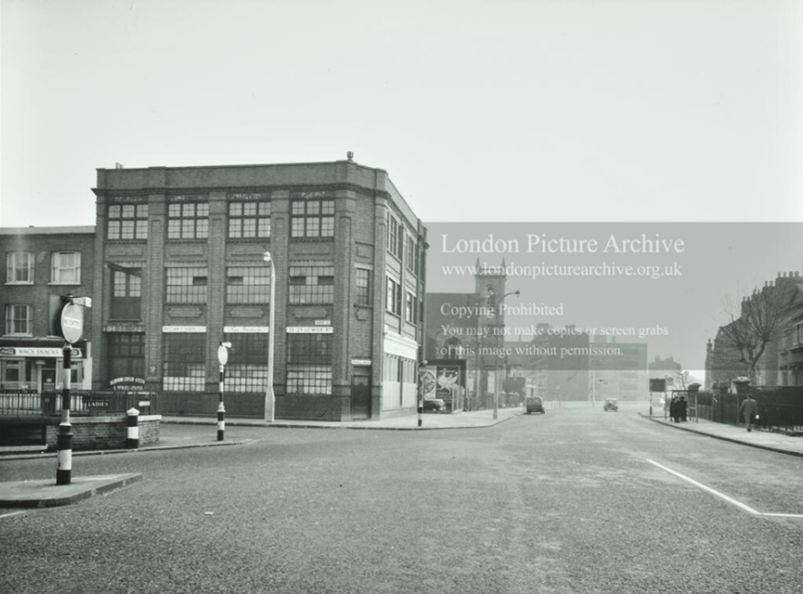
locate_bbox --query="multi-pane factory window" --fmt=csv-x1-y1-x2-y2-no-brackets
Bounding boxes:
167,201,209,239
290,199,334,237
111,269,142,320
286,333,332,395
386,276,401,316
226,266,270,304
51,252,81,284
387,216,400,259
223,333,269,392
4,304,31,336
228,196,271,238
107,333,145,380
289,265,334,304
355,268,371,306
163,333,206,391
406,235,416,273
6,252,33,284
405,291,416,323
166,267,208,304
108,203,148,240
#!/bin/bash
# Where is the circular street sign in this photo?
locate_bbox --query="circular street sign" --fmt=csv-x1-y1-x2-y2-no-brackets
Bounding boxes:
217,344,229,366
61,303,84,344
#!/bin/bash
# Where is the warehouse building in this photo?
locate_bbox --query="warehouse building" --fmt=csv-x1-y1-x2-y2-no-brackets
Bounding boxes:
90,157,426,421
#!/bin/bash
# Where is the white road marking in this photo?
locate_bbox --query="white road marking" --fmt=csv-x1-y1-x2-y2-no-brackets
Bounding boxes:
0,511,26,520
647,459,761,515
761,513,803,518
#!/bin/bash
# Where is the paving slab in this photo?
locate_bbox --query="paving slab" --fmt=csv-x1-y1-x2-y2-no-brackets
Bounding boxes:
0,473,142,508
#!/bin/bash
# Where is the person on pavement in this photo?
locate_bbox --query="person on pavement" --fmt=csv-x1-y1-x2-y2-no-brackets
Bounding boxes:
738,394,758,432
670,396,680,423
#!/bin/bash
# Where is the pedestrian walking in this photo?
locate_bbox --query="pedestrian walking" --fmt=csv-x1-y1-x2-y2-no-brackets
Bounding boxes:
738,394,758,432
679,395,688,422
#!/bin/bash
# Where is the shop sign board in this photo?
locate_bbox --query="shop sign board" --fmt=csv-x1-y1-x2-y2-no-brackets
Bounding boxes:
0,347,81,358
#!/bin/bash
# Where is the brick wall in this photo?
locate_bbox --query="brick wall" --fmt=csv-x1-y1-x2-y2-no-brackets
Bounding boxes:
158,392,263,418
45,414,161,451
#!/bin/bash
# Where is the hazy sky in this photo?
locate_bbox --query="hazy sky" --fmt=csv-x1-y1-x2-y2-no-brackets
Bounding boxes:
2,0,802,228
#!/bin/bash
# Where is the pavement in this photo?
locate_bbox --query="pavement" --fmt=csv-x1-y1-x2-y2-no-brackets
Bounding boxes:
3,405,802,509
642,412,803,458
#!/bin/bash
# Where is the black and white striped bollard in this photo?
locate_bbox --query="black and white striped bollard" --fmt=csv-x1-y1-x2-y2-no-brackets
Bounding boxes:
217,401,225,441
126,408,140,449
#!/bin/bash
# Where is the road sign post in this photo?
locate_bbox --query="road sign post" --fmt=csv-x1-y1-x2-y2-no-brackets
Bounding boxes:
55,294,90,486
217,342,231,441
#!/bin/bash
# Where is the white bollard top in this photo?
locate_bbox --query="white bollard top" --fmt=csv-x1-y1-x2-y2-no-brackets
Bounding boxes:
126,407,140,416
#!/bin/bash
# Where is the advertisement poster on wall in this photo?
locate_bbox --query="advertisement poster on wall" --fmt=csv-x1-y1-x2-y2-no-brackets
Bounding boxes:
430,360,466,413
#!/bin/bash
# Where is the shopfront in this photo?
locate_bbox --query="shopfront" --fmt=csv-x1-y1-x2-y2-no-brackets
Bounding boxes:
0,339,90,392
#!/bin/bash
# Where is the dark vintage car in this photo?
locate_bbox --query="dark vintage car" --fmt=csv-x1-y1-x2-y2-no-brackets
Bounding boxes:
423,398,446,412
603,398,618,412
526,396,545,414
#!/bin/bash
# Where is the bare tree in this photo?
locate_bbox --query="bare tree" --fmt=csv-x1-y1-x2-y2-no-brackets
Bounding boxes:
717,279,801,383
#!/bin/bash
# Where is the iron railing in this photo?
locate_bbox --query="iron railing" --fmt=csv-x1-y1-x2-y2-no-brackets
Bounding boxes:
695,388,803,434
0,390,158,416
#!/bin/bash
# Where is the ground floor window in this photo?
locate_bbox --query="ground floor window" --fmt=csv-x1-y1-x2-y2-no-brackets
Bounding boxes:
286,334,332,395
0,359,31,390
163,333,205,391
107,333,146,381
223,332,269,392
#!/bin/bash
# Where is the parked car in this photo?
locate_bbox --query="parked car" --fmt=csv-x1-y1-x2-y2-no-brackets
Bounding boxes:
603,398,618,412
423,398,446,412
526,396,545,414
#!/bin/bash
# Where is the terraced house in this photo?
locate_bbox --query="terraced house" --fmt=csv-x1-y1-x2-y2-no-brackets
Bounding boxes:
0,226,95,393
90,157,427,422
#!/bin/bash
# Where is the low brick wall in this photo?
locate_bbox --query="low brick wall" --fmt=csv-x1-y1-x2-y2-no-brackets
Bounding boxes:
45,414,161,451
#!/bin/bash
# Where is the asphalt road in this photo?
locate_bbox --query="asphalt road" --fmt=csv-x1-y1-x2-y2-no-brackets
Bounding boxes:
2,403,803,594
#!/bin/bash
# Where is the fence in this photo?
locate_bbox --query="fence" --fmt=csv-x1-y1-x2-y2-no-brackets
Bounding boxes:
695,387,803,434
0,390,158,417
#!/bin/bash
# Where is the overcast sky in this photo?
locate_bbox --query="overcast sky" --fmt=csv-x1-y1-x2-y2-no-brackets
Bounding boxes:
2,0,802,228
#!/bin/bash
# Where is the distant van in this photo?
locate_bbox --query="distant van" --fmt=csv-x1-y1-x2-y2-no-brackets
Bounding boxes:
526,396,545,414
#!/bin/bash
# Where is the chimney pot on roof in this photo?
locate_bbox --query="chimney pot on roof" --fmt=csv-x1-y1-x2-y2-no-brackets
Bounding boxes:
115,163,124,169
347,151,354,162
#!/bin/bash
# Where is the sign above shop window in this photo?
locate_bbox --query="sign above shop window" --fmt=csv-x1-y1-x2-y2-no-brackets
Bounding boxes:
286,326,333,334
0,347,81,358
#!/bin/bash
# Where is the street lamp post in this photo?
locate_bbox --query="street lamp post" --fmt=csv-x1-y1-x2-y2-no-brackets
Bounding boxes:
493,290,520,420
263,252,276,424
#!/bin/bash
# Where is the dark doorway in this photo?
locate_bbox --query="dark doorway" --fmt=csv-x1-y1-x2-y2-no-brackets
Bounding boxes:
351,373,371,419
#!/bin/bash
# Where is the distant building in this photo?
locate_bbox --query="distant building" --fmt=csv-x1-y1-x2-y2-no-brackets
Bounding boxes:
706,271,803,389
425,262,648,406
89,158,426,421
425,262,511,410
0,226,95,392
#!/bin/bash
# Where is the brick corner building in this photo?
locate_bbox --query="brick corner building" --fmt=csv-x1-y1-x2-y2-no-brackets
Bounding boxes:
91,157,427,422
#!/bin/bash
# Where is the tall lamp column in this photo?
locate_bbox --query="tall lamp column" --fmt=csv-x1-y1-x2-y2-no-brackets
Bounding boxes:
493,290,520,420
264,252,276,424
